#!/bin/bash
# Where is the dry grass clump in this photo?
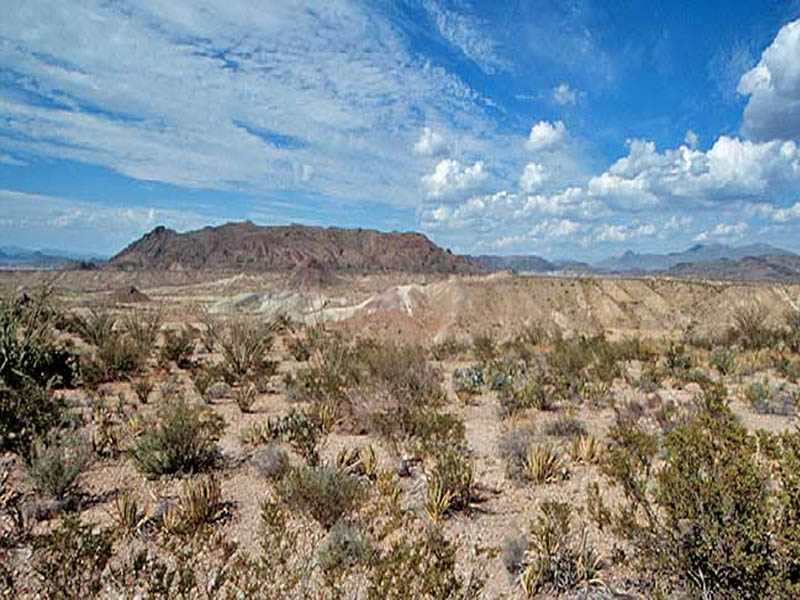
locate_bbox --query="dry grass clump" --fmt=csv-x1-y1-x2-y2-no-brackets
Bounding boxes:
544,416,588,439
252,442,291,481
525,444,565,484
498,425,537,482
27,431,91,499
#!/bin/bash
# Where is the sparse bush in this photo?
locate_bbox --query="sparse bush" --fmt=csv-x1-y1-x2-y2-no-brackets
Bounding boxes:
82,334,147,385
501,534,529,575
130,397,225,478
159,327,196,369
132,378,154,404
317,520,373,574
253,442,291,480
32,516,115,600
732,303,775,350
452,365,484,400
277,465,367,530
28,431,91,499
472,331,497,363
121,306,163,350
710,345,735,375
499,375,552,418
68,305,115,347
430,335,469,361
218,316,277,380
0,382,65,457
520,501,603,597
544,416,588,439
746,379,796,416
267,409,324,465
498,425,537,482
778,356,800,383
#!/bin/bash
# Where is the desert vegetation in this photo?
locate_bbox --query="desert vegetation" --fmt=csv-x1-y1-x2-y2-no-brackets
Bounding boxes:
2,279,800,598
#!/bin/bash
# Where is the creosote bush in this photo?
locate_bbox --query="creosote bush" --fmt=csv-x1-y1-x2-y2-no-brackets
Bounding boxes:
130,397,225,478
28,431,91,499
276,465,367,530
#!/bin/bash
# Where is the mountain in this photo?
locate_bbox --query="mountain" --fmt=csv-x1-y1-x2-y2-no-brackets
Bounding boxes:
595,243,792,272
0,246,106,269
107,221,481,273
665,254,800,282
471,254,556,273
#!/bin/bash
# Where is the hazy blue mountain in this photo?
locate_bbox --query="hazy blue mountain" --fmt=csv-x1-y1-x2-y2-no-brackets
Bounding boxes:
594,243,793,272
471,254,556,273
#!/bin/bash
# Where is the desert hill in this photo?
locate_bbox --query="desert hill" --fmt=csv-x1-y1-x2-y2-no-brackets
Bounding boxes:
107,221,479,273
665,254,800,281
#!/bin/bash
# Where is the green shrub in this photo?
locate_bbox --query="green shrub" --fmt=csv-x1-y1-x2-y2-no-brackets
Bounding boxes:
425,447,476,519
121,306,163,350
596,384,800,597
81,335,147,386
277,465,367,530
0,382,65,457
28,431,91,499
452,365,484,399
732,303,775,350
130,397,225,478
317,520,373,574
267,409,324,466
68,305,115,347
218,317,277,380
499,375,553,418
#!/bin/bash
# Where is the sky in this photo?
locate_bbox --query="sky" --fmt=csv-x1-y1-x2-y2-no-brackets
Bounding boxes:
2,1,800,261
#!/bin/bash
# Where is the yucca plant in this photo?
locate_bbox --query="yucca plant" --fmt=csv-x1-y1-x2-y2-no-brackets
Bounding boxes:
336,445,378,480
179,475,225,532
132,379,154,404
569,435,600,465
423,477,453,524
232,383,257,413
113,489,145,535
525,444,563,484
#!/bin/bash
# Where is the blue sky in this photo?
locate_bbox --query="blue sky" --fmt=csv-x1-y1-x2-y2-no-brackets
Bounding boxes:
2,1,800,260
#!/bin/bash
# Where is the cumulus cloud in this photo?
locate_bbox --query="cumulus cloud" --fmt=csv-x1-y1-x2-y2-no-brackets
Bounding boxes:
693,221,749,241
594,222,656,243
684,129,699,149
421,158,488,198
413,127,448,157
552,83,577,105
525,120,567,152
519,162,548,192
738,19,800,141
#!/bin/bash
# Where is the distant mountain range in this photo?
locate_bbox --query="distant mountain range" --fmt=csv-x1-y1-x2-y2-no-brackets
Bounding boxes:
594,243,792,272
0,246,107,269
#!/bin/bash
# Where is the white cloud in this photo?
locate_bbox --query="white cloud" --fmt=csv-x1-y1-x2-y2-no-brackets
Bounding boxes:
0,153,26,166
738,19,800,140
421,0,508,74
0,0,499,207
552,83,577,105
413,127,448,157
684,129,699,149
525,120,567,152
519,162,548,192
663,214,693,232
693,221,749,241
594,222,656,243
421,158,488,198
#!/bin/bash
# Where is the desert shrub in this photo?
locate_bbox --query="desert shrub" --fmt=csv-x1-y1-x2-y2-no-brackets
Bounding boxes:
253,442,291,480
159,327,196,369
267,409,325,465
82,334,147,385
232,383,257,413
28,431,91,499
113,490,144,535
317,520,373,574
121,306,163,350
452,365,484,399
663,341,692,376
710,345,735,375
430,335,469,361
732,303,775,350
778,356,800,383
472,331,497,363
786,309,800,352
0,288,77,390
218,316,277,380
277,465,367,530
498,425,537,482
499,375,553,418
32,516,115,600
131,378,154,404
0,382,65,457
746,380,796,416
544,416,588,439
68,305,115,347
595,383,800,597
130,397,225,478
424,448,476,521
519,501,603,597
366,527,485,600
